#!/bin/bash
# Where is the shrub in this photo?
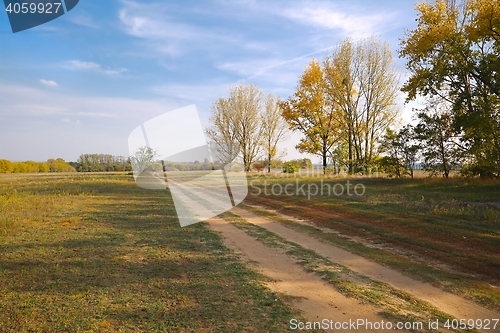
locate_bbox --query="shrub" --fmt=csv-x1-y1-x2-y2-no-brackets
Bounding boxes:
282,160,301,173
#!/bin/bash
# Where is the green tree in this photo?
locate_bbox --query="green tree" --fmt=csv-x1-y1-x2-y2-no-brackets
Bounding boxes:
300,158,313,169
414,100,461,178
380,126,420,178
282,160,301,173
399,0,500,177
330,142,350,173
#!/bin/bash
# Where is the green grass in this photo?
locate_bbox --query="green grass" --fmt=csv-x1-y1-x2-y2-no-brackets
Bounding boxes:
0,173,303,332
245,174,500,311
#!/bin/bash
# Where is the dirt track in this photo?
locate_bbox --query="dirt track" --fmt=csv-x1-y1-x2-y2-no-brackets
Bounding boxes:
208,216,404,333
228,206,499,323
169,181,499,332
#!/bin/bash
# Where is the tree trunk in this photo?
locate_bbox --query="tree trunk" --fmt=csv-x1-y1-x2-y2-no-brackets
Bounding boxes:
323,143,328,175
267,151,271,173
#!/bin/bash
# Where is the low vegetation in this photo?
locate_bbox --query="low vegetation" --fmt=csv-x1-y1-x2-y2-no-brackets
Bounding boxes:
246,174,500,311
0,173,301,332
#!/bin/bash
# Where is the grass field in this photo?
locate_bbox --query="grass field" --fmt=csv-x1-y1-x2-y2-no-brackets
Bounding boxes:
246,173,500,311
0,173,302,332
1,172,499,332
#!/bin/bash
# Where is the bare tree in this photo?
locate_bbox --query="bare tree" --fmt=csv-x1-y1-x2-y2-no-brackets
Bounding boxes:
207,83,263,171
261,93,288,172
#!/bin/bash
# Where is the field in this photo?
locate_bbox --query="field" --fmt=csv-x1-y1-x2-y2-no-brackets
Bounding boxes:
0,174,301,332
246,173,500,309
0,172,499,332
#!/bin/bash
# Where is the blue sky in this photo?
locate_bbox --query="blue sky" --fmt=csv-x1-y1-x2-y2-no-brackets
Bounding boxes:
0,0,419,162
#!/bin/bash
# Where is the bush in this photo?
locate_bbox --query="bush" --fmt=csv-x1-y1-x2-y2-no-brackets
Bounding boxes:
0,159,12,173
252,162,265,172
282,160,301,173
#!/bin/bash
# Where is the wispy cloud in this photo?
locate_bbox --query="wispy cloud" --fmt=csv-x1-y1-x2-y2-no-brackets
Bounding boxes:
279,3,399,39
65,60,127,76
118,1,240,57
40,79,58,87
77,112,119,119
68,13,99,29
0,84,179,122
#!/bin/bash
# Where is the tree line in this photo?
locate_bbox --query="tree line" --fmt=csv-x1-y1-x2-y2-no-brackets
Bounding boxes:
207,0,499,178
0,158,76,173
0,155,132,174
207,38,399,174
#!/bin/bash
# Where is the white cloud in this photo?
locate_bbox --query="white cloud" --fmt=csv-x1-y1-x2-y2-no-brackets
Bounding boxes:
69,13,99,29
0,84,179,122
66,60,100,70
40,79,58,87
118,1,240,57
78,112,119,119
282,6,396,39
65,60,127,76
215,50,326,92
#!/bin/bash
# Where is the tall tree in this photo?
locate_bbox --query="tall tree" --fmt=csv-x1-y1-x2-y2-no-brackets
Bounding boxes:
207,83,263,172
206,97,240,168
324,38,400,170
261,93,288,172
281,59,341,173
399,0,500,177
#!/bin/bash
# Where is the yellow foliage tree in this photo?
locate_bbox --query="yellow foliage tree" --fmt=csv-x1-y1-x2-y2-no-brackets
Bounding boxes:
324,38,399,170
399,0,500,177
281,59,342,173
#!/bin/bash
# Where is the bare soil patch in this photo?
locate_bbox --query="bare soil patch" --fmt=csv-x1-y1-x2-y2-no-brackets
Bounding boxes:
207,216,401,333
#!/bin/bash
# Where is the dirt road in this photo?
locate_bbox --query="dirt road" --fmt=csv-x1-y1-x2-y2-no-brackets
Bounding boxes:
208,216,405,333
169,181,499,332
229,206,499,324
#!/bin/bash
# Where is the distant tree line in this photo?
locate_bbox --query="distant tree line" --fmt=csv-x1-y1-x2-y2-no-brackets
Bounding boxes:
74,154,132,172
164,159,223,172
0,153,232,175
0,155,132,174
282,158,313,173
0,158,76,173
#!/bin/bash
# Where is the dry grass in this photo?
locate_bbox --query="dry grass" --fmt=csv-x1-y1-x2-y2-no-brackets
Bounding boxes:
245,174,500,310
0,173,301,332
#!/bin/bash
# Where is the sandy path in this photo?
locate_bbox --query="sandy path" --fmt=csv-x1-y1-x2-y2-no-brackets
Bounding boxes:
229,206,500,327
207,216,404,333
168,182,498,331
